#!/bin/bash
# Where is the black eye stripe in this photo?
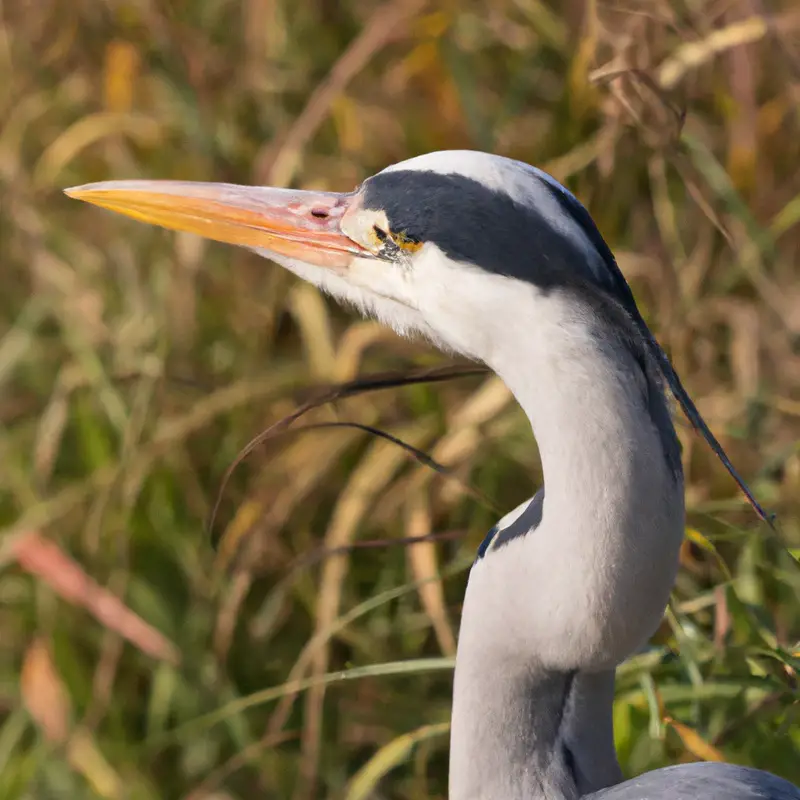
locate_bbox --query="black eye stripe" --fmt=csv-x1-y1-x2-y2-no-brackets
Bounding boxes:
372,224,388,241
362,169,617,294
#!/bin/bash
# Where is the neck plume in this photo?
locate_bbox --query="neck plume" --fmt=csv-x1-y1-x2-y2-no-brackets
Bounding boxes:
448,290,685,800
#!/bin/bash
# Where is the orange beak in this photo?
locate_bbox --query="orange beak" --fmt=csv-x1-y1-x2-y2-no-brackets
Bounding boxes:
64,180,372,268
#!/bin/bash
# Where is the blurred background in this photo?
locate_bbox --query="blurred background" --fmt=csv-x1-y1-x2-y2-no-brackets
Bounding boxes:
2,0,800,798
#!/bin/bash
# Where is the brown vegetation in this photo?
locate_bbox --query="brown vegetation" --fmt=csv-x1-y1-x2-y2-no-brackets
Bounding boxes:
1,1,799,798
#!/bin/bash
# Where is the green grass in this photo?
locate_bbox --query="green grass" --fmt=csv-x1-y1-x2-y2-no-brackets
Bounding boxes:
2,1,800,798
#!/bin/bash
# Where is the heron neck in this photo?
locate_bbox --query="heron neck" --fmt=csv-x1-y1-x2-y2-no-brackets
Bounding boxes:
449,294,684,800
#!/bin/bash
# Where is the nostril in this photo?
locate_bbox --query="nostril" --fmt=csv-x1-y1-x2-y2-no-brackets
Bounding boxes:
310,208,329,219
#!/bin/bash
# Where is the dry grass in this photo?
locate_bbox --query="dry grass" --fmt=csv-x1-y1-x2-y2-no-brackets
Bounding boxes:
1,0,800,798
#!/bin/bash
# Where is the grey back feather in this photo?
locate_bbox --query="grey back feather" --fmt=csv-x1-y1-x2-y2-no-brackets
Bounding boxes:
586,763,800,799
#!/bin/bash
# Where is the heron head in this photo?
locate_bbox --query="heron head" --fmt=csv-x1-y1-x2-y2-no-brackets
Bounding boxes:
65,151,626,360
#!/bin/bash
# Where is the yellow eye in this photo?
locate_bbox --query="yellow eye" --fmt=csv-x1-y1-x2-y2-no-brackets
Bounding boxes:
362,217,422,253
393,230,423,253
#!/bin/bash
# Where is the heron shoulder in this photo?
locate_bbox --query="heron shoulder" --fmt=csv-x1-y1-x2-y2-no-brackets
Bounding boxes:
586,762,800,800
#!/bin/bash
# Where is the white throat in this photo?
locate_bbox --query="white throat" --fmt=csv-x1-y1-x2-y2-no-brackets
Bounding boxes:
448,289,685,800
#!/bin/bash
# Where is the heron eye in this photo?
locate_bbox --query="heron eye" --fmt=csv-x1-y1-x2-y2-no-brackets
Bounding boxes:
393,230,423,252
372,225,388,242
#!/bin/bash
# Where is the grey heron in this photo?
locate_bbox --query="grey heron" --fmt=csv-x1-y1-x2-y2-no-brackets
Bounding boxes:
66,150,798,800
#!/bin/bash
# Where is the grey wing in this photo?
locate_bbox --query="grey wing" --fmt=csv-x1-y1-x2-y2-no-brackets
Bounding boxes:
586,763,800,800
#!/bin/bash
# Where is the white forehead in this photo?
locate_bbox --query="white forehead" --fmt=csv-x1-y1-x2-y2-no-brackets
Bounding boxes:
378,149,579,208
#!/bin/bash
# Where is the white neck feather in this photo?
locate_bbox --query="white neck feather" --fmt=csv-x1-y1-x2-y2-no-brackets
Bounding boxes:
448,290,685,800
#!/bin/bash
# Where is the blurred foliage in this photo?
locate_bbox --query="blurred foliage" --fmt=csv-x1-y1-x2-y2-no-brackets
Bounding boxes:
1,0,800,798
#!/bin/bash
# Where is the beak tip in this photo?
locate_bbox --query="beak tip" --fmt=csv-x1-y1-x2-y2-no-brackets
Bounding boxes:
64,182,113,200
